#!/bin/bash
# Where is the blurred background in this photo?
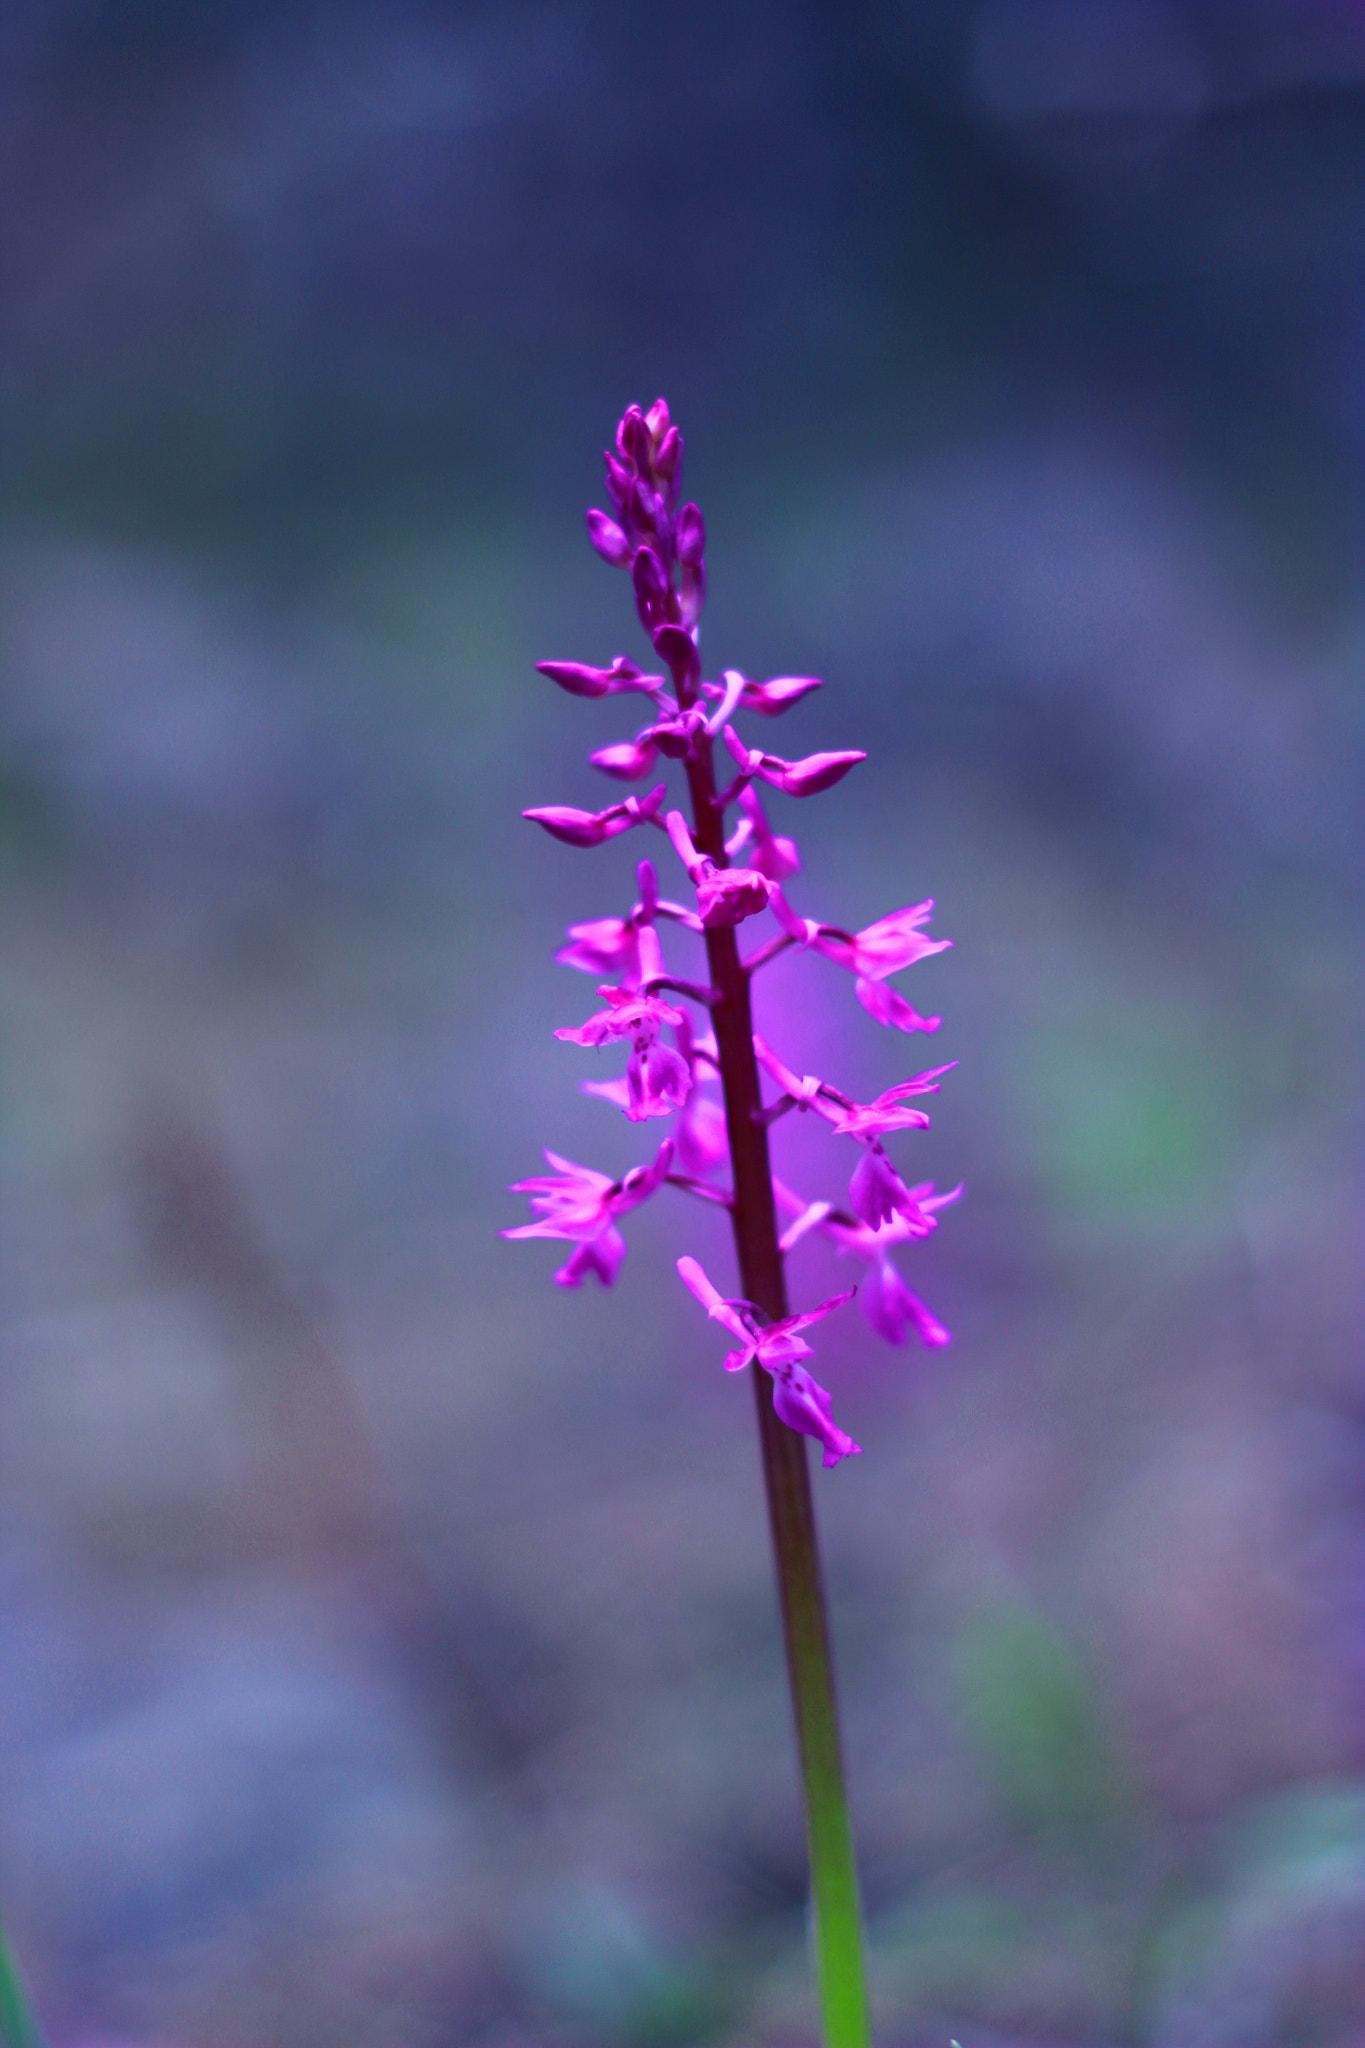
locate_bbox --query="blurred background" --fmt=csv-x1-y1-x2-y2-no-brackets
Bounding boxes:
0,1,1361,2042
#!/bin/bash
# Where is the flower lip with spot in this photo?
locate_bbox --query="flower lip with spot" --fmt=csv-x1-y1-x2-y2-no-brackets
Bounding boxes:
847,1145,952,1232
556,986,691,1121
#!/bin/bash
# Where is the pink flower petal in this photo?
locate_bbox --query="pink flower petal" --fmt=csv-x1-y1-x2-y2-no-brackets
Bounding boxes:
854,977,941,1034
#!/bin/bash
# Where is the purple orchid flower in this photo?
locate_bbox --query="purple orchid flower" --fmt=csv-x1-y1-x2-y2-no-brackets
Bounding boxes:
505,401,965,2042
821,1067,957,1137
776,1179,962,1347
509,396,960,1452
665,810,773,928
721,723,867,798
524,784,667,848
537,656,670,701
847,1142,945,1232
770,891,950,1034
702,672,823,717
556,985,692,1121
677,1256,862,1468
502,1138,674,1287
753,1035,955,1138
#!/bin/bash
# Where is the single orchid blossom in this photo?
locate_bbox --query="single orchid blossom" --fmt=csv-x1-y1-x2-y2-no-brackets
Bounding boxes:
664,809,773,928
767,891,949,1032
537,656,670,700
774,1179,962,1346
524,784,667,848
676,1256,862,1467
502,1138,674,1286
812,901,951,980
820,1066,957,1137
556,985,692,1121
754,1037,953,1139
858,1260,951,1347
721,723,867,797
832,1202,958,1346
557,916,642,979
703,672,822,717
556,861,666,984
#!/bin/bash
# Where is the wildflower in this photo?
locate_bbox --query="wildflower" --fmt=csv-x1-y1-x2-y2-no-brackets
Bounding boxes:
721,723,867,798
536,656,668,700
769,892,950,1034
556,985,692,1121
502,1138,674,1287
812,901,950,978
753,1035,954,1137
775,1181,961,1347
703,672,822,717
524,784,667,848
847,1141,944,1231
665,810,773,928
820,1066,956,1137
677,1256,862,1467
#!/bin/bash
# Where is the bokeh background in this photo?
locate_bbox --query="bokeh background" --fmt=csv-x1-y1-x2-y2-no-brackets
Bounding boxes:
0,2,1361,2043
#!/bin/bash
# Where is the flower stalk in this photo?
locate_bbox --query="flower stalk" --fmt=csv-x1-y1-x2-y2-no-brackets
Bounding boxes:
682,664,871,2048
504,401,961,2045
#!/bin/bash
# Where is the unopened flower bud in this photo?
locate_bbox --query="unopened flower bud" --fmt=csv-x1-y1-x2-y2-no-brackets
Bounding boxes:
590,738,659,780
675,502,706,567
617,405,649,470
655,425,683,488
652,624,701,700
586,509,633,567
603,451,633,515
632,546,670,629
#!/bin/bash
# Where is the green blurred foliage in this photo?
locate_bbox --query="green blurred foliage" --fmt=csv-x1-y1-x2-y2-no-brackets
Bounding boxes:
954,1608,1138,1851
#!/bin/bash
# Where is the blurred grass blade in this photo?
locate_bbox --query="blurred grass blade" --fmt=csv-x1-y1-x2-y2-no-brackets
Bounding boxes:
0,1935,43,2048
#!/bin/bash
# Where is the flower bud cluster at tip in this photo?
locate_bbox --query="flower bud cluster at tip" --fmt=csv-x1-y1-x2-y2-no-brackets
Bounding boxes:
504,400,960,1466
581,399,707,705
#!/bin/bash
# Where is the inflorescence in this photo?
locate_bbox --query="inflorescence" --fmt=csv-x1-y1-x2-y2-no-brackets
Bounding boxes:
503,400,959,1468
